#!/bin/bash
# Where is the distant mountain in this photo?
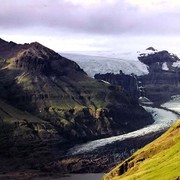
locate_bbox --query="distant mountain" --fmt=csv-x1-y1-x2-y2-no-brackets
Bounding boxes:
0,38,153,172
103,119,180,180
65,49,180,106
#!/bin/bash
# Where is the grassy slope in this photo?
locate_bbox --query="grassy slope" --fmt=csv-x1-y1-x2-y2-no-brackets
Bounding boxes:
0,98,59,145
1,68,150,142
104,120,180,180
0,99,43,123
0,98,60,170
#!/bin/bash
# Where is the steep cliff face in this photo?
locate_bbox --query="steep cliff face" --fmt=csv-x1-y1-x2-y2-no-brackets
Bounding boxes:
139,50,180,105
103,119,180,180
0,38,153,147
138,50,178,66
94,72,139,99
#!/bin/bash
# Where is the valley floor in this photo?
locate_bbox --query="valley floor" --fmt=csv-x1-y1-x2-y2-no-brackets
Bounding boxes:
0,106,179,180
0,130,164,180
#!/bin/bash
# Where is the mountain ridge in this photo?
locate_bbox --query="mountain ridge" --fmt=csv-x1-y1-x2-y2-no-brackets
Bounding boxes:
0,38,153,173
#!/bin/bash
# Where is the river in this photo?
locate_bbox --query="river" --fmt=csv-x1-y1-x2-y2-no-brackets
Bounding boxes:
68,106,179,155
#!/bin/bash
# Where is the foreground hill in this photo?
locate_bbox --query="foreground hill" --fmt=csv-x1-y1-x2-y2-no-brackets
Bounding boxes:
104,119,180,180
0,38,154,172
0,38,153,142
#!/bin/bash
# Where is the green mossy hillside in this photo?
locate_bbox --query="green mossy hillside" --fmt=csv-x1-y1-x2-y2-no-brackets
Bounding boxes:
104,119,180,180
0,38,153,144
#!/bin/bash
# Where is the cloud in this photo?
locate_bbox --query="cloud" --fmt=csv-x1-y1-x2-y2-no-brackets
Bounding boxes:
0,0,180,36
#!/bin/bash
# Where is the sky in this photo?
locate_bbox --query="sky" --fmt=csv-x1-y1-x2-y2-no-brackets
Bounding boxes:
1,0,180,54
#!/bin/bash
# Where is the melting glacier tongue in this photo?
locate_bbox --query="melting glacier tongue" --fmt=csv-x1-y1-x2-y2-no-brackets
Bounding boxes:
68,106,179,155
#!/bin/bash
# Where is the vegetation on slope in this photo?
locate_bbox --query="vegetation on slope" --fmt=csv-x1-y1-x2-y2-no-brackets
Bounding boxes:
103,119,180,180
0,38,153,144
0,98,60,170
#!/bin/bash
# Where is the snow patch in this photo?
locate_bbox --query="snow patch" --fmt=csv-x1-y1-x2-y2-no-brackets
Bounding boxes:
100,80,110,84
139,97,153,105
162,62,169,71
138,49,157,57
172,61,180,68
161,95,180,113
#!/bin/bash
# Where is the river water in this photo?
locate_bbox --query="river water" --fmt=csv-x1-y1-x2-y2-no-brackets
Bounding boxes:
68,106,179,155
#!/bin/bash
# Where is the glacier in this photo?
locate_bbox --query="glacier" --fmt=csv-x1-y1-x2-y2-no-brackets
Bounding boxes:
61,52,149,77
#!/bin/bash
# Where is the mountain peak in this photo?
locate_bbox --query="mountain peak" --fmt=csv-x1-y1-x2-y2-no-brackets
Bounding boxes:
0,38,17,46
146,47,157,51
138,50,179,65
0,38,7,44
0,38,86,78
29,41,46,50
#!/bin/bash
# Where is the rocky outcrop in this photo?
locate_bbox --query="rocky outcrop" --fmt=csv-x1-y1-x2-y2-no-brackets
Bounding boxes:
138,50,180,105
94,71,139,99
138,50,178,66
146,47,157,51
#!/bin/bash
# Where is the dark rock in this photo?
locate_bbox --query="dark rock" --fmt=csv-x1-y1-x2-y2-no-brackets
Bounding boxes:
146,47,157,51
94,72,139,99
138,50,178,66
139,50,180,105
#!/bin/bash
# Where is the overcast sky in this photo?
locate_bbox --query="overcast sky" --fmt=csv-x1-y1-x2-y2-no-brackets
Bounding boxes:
1,0,180,53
